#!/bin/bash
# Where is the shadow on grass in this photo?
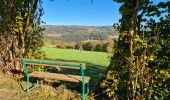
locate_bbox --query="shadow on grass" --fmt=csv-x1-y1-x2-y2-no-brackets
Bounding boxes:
45,58,108,89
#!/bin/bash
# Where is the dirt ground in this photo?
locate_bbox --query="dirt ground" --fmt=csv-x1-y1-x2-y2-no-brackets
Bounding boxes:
0,72,18,100
0,71,93,100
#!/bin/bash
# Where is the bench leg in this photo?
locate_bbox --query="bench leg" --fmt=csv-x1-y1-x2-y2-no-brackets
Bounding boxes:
23,63,30,93
82,82,90,100
82,82,85,100
80,64,85,100
34,79,39,87
37,80,39,85
87,82,90,94
34,80,40,91
26,75,30,92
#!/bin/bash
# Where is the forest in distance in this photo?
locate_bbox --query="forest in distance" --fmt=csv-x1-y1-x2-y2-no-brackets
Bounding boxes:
42,25,119,41
42,25,118,53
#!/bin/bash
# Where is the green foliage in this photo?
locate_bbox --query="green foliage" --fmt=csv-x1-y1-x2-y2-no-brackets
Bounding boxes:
101,71,119,98
14,16,23,33
0,0,45,73
102,0,170,99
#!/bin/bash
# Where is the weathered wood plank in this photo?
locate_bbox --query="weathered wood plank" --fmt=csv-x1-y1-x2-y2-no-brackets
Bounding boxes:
26,62,86,70
24,58,85,64
29,72,90,83
24,59,86,70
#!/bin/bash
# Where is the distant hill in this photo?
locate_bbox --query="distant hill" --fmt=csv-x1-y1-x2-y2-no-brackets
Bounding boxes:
41,25,119,42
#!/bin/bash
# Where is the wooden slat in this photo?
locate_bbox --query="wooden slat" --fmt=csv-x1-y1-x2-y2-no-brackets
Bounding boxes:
24,58,85,64
29,72,90,83
26,62,86,70
23,59,86,70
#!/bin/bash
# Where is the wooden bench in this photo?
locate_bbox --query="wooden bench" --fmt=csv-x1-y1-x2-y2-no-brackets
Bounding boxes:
22,59,90,100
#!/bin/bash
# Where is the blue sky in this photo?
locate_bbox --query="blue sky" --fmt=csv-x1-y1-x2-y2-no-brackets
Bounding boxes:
42,0,168,26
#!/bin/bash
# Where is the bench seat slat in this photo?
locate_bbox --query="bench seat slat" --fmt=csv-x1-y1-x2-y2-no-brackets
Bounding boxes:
29,72,90,83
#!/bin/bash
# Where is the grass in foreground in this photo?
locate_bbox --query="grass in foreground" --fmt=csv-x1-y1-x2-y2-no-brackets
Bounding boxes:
42,46,111,88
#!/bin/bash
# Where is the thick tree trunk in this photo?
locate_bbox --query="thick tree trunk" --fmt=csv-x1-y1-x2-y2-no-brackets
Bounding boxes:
0,0,41,76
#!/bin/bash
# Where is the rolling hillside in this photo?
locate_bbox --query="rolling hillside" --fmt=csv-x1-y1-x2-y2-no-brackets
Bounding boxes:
42,25,119,41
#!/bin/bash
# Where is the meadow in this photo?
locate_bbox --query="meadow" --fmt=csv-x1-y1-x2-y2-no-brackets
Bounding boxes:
42,46,111,88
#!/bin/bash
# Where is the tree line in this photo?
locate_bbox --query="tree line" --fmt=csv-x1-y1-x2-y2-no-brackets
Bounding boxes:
44,38,115,53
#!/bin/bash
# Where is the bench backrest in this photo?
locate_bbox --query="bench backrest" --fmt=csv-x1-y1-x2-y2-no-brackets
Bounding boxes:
22,59,86,70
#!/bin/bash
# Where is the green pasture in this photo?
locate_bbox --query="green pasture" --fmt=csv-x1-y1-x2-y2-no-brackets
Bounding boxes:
42,46,111,88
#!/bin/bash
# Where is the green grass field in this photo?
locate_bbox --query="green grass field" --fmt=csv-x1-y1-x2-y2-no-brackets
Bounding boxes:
42,46,111,88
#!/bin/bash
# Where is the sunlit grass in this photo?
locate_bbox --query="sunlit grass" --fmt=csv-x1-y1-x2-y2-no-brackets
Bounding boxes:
42,46,111,87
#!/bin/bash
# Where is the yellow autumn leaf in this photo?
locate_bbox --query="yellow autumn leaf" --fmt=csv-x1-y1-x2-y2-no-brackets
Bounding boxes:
149,55,154,61
16,16,23,20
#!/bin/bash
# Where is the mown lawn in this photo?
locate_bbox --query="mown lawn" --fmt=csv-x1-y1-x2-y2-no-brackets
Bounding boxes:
42,46,111,88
